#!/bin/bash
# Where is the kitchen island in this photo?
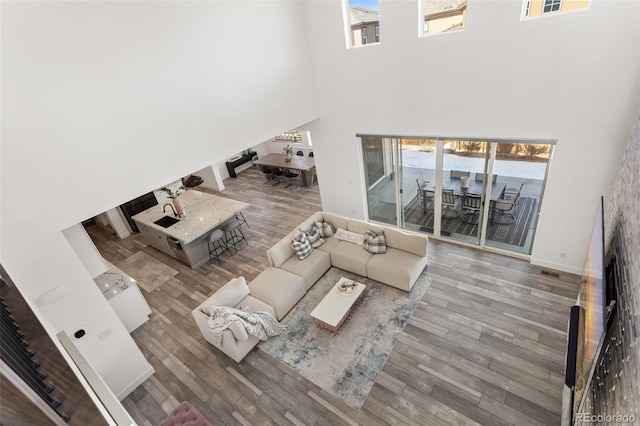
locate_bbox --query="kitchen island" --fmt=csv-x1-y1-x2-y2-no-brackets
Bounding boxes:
132,190,249,268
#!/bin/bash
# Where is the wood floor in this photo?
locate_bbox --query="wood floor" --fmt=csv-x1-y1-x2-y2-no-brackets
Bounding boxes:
87,167,580,426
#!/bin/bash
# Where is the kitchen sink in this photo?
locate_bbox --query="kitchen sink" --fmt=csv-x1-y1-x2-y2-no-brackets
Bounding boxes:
153,216,180,228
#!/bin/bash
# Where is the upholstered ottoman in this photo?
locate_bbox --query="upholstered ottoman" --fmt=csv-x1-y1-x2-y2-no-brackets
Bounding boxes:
248,267,306,320
161,401,211,426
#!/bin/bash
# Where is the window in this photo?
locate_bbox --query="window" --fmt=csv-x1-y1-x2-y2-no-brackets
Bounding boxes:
523,0,588,19
421,0,467,36
343,0,380,48
543,0,561,13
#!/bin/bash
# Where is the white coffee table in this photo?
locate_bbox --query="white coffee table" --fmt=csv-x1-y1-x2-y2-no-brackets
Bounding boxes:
310,277,366,332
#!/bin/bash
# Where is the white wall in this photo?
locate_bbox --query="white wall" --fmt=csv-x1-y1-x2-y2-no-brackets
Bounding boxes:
302,0,640,273
1,0,318,409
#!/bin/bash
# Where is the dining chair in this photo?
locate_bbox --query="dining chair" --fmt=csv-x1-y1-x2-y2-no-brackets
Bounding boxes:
494,183,524,224
450,170,470,179
270,167,284,185
461,194,483,224
257,165,273,183
308,151,314,157
281,168,300,188
296,151,304,156
441,189,460,218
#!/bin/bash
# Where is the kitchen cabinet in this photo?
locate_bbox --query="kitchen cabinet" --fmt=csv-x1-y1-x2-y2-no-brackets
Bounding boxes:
137,223,175,258
94,261,152,333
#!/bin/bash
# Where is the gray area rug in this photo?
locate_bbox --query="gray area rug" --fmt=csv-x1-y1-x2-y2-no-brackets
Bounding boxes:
117,251,178,292
258,267,430,410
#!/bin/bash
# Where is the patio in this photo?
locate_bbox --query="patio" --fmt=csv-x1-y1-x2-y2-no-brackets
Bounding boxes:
366,151,546,255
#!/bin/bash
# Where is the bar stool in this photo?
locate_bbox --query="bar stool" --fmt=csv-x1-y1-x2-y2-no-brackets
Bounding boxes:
235,211,250,229
223,219,247,252
208,229,231,264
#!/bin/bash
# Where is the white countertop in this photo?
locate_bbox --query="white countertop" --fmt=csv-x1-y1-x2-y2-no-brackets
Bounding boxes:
132,189,249,244
94,261,137,300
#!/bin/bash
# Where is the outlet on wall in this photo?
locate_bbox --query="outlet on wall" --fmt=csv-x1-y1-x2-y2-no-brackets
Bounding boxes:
97,328,113,341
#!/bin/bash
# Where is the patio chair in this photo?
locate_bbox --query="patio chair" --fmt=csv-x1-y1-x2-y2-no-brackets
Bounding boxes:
416,172,434,211
474,173,497,183
494,183,524,224
461,194,483,224
441,189,460,218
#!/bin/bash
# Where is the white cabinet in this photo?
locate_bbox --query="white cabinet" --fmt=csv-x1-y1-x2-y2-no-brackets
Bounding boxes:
94,262,152,333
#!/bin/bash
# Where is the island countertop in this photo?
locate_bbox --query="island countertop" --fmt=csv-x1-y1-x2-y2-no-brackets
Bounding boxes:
132,190,249,244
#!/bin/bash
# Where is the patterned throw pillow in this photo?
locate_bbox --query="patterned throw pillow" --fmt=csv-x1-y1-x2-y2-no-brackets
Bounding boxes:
291,230,313,260
314,220,335,238
304,228,326,248
364,229,387,254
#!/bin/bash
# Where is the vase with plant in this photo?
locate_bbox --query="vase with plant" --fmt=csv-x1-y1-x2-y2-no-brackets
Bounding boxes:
282,144,293,162
159,184,186,217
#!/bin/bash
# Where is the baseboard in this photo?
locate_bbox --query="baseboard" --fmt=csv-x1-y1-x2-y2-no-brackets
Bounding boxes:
115,365,155,401
529,257,582,275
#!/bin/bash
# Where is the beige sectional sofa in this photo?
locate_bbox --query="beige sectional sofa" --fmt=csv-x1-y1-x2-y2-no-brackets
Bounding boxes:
193,211,429,362
252,211,429,320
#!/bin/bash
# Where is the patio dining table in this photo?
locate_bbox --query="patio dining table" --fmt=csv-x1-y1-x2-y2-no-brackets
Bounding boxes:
425,178,506,225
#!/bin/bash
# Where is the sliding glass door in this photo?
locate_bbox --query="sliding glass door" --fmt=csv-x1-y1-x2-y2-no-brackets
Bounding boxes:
361,136,553,256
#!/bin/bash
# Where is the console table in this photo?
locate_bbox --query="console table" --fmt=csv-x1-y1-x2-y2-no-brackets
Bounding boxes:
226,151,257,178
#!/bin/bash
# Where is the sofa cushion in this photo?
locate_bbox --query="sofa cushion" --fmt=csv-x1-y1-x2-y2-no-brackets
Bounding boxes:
366,247,428,292
384,227,428,257
329,241,373,277
314,236,341,254
347,218,384,236
203,277,249,309
364,229,387,254
267,230,297,267
291,230,313,260
280,249,331,290
322,212,348,230
248,267,306,320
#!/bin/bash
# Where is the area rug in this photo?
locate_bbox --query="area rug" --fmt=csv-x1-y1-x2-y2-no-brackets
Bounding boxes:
258,267,430,410
117,251,179,292
405,195,537,247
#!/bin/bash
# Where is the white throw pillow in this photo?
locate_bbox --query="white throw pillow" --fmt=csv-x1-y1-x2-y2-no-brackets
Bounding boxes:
333,228,365,245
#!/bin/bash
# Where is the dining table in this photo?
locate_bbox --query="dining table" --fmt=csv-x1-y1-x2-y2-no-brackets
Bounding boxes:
425,177,506,225
253,153,316,187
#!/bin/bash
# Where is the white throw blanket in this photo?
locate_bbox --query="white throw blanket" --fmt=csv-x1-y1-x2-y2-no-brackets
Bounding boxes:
207,306,285,346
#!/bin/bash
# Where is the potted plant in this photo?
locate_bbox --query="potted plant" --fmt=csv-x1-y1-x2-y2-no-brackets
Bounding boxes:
282,144,293,162
159,184,186,217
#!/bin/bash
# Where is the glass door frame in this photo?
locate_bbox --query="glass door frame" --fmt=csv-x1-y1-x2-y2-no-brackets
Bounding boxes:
359,134,555,257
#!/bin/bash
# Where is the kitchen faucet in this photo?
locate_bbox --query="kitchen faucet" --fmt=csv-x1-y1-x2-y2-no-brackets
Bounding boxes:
163,203,178,217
